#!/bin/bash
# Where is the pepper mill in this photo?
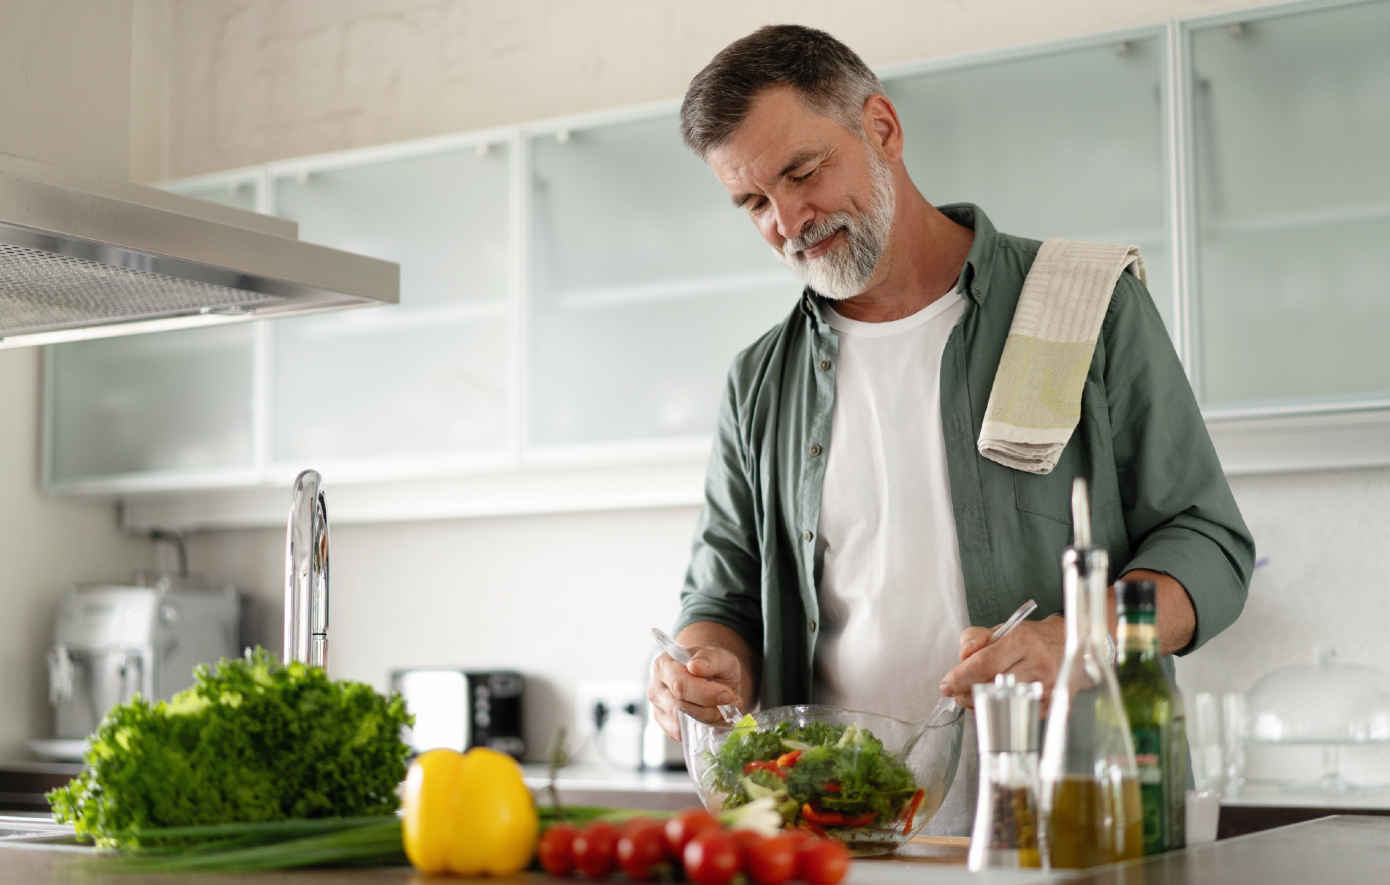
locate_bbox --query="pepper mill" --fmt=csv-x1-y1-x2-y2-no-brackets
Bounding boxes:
969,674,1045,870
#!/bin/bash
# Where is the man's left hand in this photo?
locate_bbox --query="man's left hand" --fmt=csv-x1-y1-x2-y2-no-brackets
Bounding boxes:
938,616,1066,714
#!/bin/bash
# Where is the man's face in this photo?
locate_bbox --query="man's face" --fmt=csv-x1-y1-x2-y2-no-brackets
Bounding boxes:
708,86,896,300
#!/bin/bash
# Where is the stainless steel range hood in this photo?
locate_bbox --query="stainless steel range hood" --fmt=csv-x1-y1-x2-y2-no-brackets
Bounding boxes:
0,152,398,348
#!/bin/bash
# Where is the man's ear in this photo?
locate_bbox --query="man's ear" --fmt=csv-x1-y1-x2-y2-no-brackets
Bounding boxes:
861,94,904,163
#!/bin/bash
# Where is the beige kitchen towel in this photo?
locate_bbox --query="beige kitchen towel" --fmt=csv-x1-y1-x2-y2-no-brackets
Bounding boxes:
977,239,1146,475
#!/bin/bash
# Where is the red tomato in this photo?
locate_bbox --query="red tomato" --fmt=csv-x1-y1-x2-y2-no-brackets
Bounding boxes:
683,830,741,885
664,807,720,858
746,834,797,885
573,821,620,878
730,828,763,865
617,823,669,879
781,828,812,858
538,823,578,875
798,839,849,885
791,835,822,878
621,816,656,835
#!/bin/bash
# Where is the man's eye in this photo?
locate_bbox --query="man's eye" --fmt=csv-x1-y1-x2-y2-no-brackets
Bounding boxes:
748,198,768,214
792,168,816,183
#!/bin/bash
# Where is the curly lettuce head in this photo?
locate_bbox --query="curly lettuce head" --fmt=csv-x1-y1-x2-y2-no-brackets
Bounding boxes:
48,648,412,850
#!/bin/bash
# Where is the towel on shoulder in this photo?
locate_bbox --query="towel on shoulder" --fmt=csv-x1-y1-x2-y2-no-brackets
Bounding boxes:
977,238,1146,475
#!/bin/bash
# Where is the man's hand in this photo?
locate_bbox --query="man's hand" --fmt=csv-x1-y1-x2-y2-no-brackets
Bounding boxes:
646,623,758,741
937,572,1196,714
938,616,1066,714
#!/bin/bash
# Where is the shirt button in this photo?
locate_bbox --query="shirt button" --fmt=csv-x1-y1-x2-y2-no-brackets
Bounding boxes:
809,620,817,633
809,444,821,457
802,530,814,542
819,360,831,371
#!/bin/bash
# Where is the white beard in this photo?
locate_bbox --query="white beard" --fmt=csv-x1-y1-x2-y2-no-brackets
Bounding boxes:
777,144,896,301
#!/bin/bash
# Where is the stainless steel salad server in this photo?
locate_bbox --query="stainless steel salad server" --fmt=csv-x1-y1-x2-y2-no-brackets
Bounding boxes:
923,598,1039,726
651,627,742,725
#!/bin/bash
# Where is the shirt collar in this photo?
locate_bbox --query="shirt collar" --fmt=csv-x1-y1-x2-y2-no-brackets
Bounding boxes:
796,202,999,320
937,203,998,308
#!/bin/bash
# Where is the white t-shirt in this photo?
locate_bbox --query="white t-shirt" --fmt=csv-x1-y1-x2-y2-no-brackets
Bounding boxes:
811,288,977,836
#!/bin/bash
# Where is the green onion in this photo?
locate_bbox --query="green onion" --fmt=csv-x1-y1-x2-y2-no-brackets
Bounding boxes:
91,817,406,872
83,804,676,872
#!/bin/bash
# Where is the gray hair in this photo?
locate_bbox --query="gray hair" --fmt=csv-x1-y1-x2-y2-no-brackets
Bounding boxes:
679,25,884,160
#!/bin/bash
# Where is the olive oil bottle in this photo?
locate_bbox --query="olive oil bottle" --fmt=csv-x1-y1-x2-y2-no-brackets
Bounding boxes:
1116,579,1186,854
1040,479,1144,868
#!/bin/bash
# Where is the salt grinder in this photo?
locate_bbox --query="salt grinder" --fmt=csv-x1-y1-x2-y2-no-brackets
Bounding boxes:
969,674,1045,870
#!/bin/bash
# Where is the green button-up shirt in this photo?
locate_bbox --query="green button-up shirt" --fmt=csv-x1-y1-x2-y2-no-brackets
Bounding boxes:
674,204,1255,708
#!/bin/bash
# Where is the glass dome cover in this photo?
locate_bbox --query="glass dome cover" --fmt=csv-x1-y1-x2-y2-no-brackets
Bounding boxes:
1243,648,1390,744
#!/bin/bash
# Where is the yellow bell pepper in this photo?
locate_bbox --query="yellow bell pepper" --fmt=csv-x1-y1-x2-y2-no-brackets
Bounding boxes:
402,747,539,875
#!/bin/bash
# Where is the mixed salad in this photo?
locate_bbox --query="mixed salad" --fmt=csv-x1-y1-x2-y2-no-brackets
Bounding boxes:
707,717,924,836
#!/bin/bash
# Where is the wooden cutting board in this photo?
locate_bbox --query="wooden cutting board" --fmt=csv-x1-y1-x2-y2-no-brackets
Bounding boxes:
865,835,970,865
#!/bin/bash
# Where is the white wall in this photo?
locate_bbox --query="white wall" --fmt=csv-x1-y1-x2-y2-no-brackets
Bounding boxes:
0,0,156,760
184,508,697,760
121,0,1390,771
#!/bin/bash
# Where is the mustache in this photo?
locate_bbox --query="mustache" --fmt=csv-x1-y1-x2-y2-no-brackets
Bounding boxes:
782,212,855,259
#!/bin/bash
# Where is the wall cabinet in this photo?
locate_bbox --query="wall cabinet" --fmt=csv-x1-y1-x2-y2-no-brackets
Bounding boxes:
1188,0,1390,409
45,0,1390,527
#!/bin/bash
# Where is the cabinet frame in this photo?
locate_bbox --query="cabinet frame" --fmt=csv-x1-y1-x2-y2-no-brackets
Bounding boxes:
42,0,1390,530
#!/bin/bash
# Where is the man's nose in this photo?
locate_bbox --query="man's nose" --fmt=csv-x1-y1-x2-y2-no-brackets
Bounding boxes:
770,198,814,245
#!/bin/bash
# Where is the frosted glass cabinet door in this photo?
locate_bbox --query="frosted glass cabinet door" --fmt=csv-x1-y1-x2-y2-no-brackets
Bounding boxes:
271,146,511,461
530,115,798,445
1191,1,1390,407
48,324,256,482
886,36,1171,329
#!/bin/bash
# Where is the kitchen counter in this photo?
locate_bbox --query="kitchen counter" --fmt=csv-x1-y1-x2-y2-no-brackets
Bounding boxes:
520,762,698,811
1218,781,1390,838
3,815,1389,884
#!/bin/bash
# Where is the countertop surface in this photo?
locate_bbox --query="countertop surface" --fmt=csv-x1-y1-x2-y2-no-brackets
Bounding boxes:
3,815,1389,885
519,762,698,795
1221,781,1390,808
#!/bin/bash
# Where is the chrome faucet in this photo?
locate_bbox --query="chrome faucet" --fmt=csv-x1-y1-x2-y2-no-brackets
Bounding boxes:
284,470,329,671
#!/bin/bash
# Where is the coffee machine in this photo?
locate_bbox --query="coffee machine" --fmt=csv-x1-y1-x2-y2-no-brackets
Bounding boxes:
44,575,240,745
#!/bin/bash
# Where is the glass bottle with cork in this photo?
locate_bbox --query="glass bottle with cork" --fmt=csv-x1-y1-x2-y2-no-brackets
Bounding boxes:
1039,477,1143,868
1115,578,1187,854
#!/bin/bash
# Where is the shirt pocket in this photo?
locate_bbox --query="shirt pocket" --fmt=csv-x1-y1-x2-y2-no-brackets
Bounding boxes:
1012,378,1121,526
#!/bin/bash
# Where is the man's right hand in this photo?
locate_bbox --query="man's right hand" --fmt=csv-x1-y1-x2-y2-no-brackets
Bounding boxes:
646,623,758,741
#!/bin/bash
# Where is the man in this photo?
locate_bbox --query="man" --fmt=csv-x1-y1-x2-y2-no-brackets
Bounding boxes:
646,25,1254,833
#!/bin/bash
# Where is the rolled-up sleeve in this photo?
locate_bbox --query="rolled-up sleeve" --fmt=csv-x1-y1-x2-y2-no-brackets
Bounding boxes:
673,371,765,654
1103,273,1256,652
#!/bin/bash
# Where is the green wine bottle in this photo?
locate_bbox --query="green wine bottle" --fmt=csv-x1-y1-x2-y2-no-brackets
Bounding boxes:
1115,579,1186,854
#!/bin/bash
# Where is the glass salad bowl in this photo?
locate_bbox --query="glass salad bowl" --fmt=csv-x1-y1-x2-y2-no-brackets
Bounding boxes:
679,704,964,856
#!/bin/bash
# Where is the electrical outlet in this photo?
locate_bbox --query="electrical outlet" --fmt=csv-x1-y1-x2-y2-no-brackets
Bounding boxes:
574,678,645,768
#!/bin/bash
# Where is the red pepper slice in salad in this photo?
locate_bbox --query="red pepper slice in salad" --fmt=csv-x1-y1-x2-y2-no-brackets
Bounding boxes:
899,789,925,835
802,803,843,826
743,760,787,778
801,804,875,829
775,750,803,768
822,782,842,793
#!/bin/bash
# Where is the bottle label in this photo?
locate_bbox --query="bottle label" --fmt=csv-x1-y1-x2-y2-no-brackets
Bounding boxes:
1132,727,1164,855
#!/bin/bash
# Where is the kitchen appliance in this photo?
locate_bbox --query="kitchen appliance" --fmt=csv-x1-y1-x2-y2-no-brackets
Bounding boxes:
0,151,397,349
41,576,240,752
391,669,525,760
